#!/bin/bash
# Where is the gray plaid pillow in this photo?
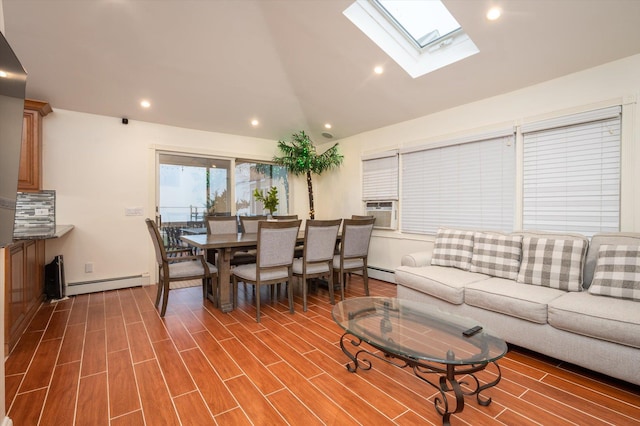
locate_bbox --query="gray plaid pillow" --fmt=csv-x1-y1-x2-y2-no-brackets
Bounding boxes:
469,232,522,280
517,237,588,291
589,245,640,301
431,228,474,270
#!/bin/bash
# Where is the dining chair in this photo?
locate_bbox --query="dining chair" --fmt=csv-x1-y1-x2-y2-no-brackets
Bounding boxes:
205,215,237,235
239,215,267,233
232,219,302,322
292,219,342,311
333,217,375,301
145,218,218,317
351,215,374,220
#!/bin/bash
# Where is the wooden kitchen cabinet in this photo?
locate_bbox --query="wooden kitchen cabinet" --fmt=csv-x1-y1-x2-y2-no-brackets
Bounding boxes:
4,99,51,355
5,239,45,354
18,99,52,191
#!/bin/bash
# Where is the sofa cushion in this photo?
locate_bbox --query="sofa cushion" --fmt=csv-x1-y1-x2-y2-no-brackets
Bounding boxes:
465,278,566,324
583,232,640,289
549,291,640,348
469,232,522,280
517,236,588,291
431,228,474,270
394,265,489,305
588,245,640,301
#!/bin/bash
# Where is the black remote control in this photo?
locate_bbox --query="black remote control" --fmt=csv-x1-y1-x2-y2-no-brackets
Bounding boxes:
463,325,483,337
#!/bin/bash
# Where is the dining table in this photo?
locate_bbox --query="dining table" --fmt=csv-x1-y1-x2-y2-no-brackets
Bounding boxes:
181,231,309,312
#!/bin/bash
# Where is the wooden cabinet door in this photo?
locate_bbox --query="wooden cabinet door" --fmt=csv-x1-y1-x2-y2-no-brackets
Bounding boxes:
18,100,51,192
5,243,26,348
18,109,41,191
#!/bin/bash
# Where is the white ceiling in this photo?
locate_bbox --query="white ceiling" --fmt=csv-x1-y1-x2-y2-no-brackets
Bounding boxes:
3,0,640,143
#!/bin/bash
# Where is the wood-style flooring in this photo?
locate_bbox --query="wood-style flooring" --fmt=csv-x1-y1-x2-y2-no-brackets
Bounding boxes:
5,276,640,425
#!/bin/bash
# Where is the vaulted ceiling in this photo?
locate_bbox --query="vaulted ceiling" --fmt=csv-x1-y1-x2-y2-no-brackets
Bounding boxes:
4,0,640,143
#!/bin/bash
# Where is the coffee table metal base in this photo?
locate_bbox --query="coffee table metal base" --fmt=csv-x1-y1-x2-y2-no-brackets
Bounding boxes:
339,332,502,426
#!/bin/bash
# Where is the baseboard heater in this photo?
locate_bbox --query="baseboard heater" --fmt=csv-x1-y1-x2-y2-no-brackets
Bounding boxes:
366,266,396,284
66,274,150,296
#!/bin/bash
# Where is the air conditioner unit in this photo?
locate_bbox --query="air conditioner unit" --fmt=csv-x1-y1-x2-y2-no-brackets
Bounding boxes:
364,201,397,230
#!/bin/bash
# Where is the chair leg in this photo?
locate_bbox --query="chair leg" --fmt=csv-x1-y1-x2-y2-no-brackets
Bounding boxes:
155,270,163,308
340,270,346,301
160,279,170,317
287,280,294,314
255,283,261,323
302,274,308,312
327,270,335,305
362,266,370,296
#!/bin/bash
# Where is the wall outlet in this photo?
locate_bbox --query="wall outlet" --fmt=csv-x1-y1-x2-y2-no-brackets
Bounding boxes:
85,262,94,273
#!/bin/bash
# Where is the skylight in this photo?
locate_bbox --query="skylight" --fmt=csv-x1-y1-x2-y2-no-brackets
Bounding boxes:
344,0,479,78
373,0,461,49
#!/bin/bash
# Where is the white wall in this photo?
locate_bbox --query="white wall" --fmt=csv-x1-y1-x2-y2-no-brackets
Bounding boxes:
40,54,640,285
42,110,309,286
316,54,640,275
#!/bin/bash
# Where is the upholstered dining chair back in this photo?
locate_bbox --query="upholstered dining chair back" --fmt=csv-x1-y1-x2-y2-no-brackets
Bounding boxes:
257,220,302,268
205,215,238,235
342,218,375,259
240,215,267,233
304,219,342,263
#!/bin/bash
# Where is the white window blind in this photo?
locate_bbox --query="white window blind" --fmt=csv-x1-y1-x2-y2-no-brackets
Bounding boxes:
362,152,398,200
401,135,515,234
522,107,621,236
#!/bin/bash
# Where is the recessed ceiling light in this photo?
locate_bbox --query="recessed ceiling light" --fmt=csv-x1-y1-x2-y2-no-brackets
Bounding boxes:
486,7,502,21
374,66,384,75
251,119,259,126
324,123,332,129
0,70,8,78
140,100,151,108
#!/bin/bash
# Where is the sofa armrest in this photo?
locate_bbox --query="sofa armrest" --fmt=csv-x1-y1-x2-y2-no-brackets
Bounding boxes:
401,251,432,267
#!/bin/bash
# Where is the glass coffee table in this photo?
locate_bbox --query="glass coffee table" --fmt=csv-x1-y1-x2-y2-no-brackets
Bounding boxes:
332,297,508,425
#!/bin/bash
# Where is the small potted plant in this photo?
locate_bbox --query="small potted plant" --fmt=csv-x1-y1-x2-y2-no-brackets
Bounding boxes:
253,186,279,217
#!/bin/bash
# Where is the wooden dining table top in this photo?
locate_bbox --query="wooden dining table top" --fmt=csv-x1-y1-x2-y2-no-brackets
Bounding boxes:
180,230,308,250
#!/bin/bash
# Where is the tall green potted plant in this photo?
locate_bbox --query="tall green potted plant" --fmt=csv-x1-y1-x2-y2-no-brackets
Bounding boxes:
273,131,343,219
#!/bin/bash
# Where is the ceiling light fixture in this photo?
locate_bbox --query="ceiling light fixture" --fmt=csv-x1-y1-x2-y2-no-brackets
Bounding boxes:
140,100,151,108
251,119,259,126
324,123,332,129
0,70,8,78
374,66,384,74
486,7,502,21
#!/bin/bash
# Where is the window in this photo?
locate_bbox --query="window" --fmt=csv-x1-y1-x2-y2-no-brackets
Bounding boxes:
522,106,621,236
362,151,398,201
343,0,478,78
401,132,515,234
235,161,289,216
157,154,290,225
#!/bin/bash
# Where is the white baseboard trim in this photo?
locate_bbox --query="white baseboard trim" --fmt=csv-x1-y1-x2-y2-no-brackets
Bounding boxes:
66,274,150,295
2,416,13,426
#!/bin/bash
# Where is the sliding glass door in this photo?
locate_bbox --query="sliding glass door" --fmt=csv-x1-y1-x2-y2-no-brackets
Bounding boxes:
157,153,231,225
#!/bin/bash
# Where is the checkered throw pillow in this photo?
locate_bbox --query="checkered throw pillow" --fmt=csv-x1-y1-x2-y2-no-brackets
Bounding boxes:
431,228,474,270
517,237,588,291
588,245,640,301
469,232,522,280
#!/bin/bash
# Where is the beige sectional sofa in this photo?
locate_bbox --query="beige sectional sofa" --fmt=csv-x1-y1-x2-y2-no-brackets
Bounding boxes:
395,229,640,386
